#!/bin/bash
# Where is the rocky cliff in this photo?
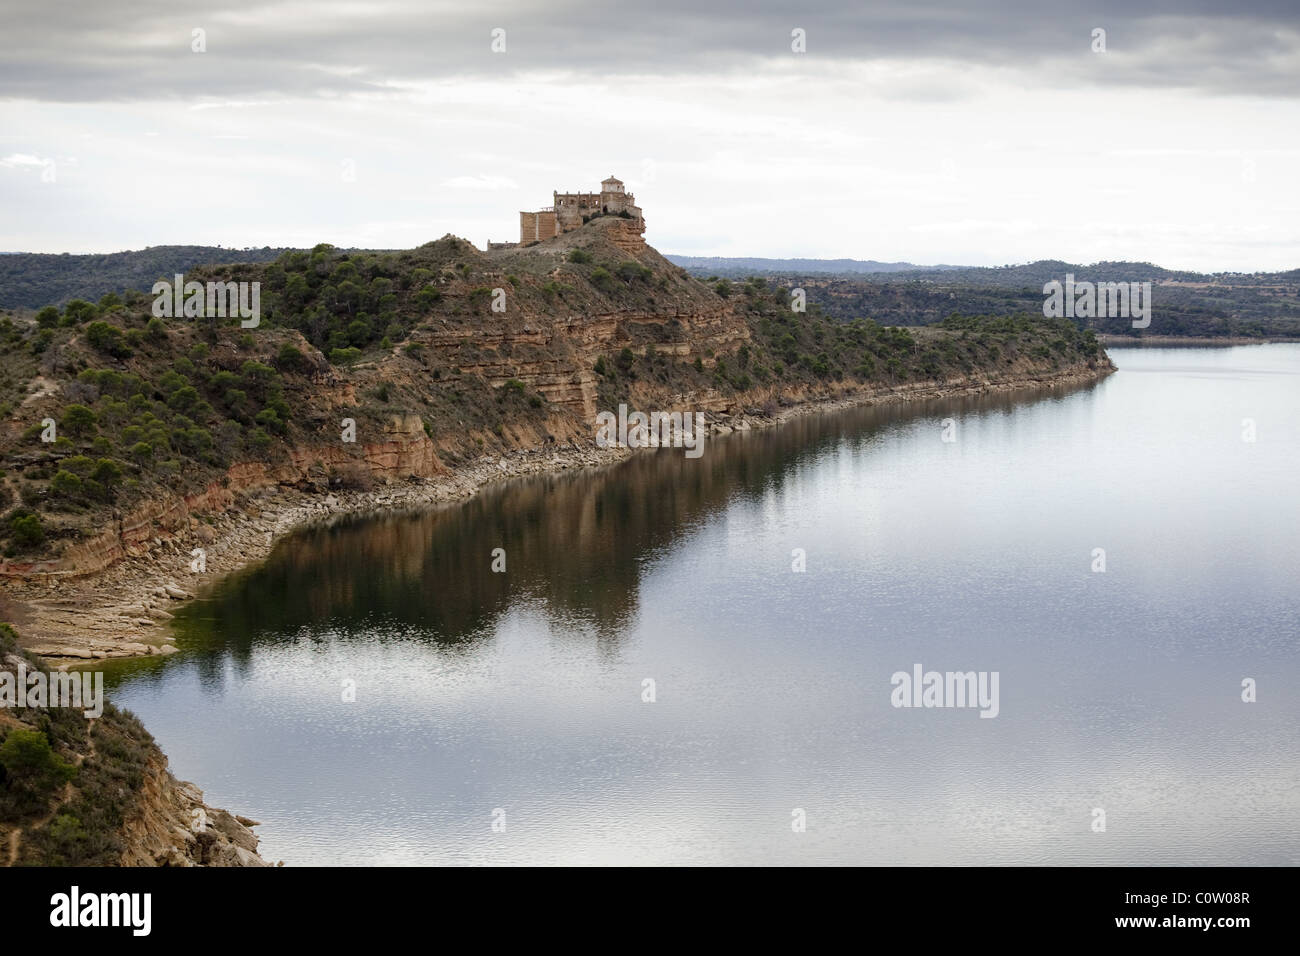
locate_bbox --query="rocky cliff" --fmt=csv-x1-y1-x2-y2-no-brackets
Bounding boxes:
1,215,1112,615
0,216,1113,615
0,622,268,867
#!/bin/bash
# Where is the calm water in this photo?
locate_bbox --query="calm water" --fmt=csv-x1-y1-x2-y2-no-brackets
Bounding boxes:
105,346,1300,865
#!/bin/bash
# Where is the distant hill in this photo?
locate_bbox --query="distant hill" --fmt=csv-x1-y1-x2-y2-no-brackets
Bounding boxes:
5,244,1295,339
668,255,1299,288
667,256,1300,338
0,246,292,309
881,260,1203,286
666,255,963,276
770,264,1300,337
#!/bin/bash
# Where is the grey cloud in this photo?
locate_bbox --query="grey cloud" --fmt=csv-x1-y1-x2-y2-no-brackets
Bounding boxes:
0,0,1297,102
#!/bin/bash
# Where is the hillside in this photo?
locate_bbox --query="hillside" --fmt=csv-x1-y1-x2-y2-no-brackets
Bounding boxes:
676,259,1300,338
0,214,1108,633
757,275,1300,338
0,246,291,310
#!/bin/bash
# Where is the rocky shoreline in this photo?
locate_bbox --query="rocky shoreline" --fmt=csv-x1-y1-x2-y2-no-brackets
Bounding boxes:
0,358,1112,869
3,442,630,663
4,360,1114,665
120,761,274,867
1098,334,1300,346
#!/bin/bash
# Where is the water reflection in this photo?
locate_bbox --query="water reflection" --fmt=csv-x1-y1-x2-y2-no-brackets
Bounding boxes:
148,379,1107,677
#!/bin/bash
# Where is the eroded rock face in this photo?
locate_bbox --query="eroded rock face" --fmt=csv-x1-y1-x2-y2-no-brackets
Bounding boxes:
415,302,747,419
1,416,447,580
0,217,754,584
119,761,272,867
603,216,647,254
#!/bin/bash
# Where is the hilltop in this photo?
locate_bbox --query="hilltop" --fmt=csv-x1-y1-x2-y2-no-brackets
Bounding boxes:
1,214,1109,642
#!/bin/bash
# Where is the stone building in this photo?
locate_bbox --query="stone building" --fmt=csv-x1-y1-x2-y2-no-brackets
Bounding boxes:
508,176,643,246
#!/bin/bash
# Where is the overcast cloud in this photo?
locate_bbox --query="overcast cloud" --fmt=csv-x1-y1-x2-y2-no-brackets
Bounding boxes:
1,1,1297,269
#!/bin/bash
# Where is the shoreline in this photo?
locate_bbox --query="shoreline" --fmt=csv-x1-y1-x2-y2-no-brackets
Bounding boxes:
1099,335,1300,346
6,360,1114,665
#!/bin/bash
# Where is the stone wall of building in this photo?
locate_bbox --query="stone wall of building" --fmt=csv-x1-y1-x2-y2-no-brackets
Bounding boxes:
519,209,558,243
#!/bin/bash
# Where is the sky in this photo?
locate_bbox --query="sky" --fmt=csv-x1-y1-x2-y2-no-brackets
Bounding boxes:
1,1,1297,271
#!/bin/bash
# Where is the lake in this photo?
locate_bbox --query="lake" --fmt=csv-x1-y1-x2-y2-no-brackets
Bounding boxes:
104,345,1300,865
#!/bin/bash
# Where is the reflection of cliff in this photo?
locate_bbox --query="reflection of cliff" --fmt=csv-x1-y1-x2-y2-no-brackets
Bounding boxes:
172,377,1103,668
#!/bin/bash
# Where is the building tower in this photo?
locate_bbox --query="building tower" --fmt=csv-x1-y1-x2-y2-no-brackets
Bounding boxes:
600,176,628,214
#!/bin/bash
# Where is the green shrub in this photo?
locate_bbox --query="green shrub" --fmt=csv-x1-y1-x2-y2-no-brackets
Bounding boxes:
45,813,87,855
90,458,123,489
62,300,96,325
172,426,213,455
275,344,309,372
166,386,201,414
84,321,131,358
0,728,76,801
616,262,652,282
8,511,44,549
50,470,83,497
61,455,94,476
59,404,97,438
254,408,284,434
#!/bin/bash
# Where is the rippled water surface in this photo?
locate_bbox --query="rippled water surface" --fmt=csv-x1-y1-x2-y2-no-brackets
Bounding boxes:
105,345,1300,865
